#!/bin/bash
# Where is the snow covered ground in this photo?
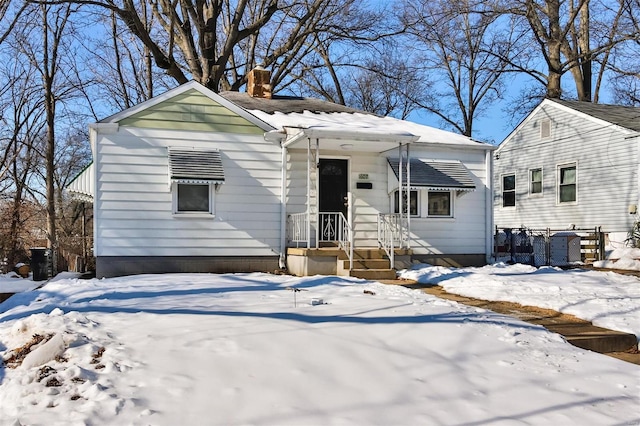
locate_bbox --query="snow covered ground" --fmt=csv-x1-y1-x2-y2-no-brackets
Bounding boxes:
0,268,639,425
399,263,640,341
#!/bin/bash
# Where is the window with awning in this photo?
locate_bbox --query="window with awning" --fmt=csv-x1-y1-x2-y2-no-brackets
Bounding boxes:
168,149,225,215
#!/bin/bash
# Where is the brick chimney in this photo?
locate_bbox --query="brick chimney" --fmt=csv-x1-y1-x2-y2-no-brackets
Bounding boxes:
247,66,272,99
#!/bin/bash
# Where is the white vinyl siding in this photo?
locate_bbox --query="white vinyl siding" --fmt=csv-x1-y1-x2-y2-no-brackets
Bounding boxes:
494,101,638,232
94,127,281,257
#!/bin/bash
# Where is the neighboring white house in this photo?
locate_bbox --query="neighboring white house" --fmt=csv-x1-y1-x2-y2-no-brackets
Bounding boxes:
494,99,640,239
68,70,495,278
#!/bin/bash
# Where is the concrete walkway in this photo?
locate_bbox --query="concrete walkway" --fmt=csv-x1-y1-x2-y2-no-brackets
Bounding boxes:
381,279,640,365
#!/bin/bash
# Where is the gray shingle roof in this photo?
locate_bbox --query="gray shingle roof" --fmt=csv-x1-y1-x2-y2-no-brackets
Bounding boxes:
219,91,375,115
388,158,476,190
169,149,225,183
552,99,640,132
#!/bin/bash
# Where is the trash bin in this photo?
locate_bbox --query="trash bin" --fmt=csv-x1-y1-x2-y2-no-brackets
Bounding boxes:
30,248,49,281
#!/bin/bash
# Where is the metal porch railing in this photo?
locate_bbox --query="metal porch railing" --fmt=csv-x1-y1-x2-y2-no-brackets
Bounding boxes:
287,211,354,271
377,213,406,267
319,212,353,270
287,212,308,248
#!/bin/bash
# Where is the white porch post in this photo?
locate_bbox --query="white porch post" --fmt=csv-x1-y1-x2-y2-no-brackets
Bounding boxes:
405,143,411,250
314,138,320,248
307,138,312,249
398,143,404,250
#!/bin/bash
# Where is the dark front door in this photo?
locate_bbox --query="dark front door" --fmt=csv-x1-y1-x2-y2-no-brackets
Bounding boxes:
319,159,348,241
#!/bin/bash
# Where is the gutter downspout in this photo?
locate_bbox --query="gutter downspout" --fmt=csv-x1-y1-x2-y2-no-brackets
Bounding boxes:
280,146,287,269
485,148,494,264
266,130,288,269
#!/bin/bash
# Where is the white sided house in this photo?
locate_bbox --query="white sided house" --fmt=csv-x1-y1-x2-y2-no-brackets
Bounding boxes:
68,71,495,278
494,99,640,242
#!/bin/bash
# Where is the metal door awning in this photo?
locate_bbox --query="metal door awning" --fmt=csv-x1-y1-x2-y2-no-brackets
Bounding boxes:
388,158,476,192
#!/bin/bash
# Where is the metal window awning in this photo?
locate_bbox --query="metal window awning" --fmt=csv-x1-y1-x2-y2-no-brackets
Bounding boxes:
169,149,225,184
388,158,476,192
66,162,95,202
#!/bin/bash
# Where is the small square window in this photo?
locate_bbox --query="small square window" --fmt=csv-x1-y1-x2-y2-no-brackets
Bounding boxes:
502,174,516,207
530,168,543,194
174,183,214,214
394,190,419,216
428,191,451,216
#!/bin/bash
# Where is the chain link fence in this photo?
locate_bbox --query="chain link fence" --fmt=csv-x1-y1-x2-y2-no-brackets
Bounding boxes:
494,226,605,267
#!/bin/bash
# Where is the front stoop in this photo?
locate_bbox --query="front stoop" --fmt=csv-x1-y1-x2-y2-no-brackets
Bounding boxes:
338,248,410,280
286,247,411,279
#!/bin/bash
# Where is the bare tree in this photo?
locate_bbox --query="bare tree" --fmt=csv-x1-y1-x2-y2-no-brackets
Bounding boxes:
10,2,86,270
80,7,174,112
501,0,639,101
398,0,514,137
0,57,45,267
58,0,382,93
607,0,640,105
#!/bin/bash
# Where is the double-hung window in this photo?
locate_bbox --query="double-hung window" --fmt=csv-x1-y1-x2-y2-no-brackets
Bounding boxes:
558,163,577,203
502,174,516,207
530,168,543,195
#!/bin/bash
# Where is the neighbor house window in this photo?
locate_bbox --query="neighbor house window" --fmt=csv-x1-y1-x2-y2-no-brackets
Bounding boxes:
173,183,214,214
530,168,543,195
427,191,451,217
502,174,516,207
558,164,577,203
394,190,419,216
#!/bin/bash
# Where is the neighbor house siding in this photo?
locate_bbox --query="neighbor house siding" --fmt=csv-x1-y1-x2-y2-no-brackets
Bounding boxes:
94,127,282,259
494,102,639,232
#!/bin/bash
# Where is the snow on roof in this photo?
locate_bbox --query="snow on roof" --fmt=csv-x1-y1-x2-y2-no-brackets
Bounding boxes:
220,91,492,149
249,110,491,148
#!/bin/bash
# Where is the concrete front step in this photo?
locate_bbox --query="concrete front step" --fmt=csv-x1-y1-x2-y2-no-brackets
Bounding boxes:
341,259,390,270
539,322,637,353
349,269,398,280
